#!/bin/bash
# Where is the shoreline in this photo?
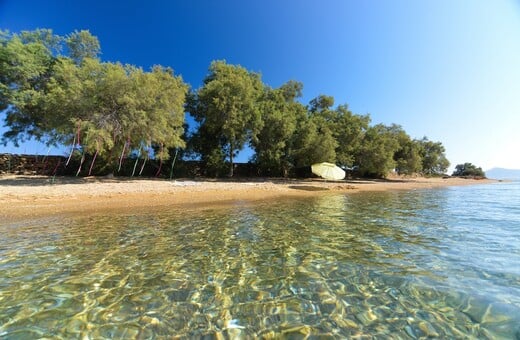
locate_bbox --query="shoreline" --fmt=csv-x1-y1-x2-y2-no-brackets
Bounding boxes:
0,175,495,221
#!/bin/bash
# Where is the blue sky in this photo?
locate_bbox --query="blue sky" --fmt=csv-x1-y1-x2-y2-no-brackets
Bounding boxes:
1,0,520,171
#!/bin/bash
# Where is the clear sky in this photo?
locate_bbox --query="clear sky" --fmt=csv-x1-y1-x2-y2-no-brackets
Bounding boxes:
1,0,520,171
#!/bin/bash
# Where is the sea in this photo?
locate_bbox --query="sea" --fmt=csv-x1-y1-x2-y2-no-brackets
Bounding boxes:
0,181,519,339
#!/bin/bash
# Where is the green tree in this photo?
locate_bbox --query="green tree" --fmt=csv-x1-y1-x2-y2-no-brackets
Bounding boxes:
19,28,62,55
0,29,101,146
252,81,304,176
452,163,485,177
329,105,370,168
287,94,338,168
66,30,100,64
45,58,133,170
308,94,334,114
0,30,57,145
391,126,422,175
46,58,187,173
417,137,450,175
356,124,400,177
191,61,263,176
184,90,227,177
290,113,337,168
186,123,228,177
1,29,187,174
139,66,187,156
306,95,370,169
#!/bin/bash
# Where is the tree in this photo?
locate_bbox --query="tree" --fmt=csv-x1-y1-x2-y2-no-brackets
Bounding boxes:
452,163,485,177
329,105,370,168
0,30,57,145
19,28,62,55
131,66,187,149
184,90,228,177
355,124,400,177
308,94,334,114
187,123,228,177
0,29,101,146
2,29,455,180
252,81,304,176
306,96,371,169
46,59,187,173
391,126,422,175
290,113,337,168
417,137,450,175
66,30,100,64
190,61,263,177
1,29,187,175
286,94,338,168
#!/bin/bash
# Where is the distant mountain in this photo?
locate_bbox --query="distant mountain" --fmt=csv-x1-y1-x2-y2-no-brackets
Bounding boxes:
486,168,520,180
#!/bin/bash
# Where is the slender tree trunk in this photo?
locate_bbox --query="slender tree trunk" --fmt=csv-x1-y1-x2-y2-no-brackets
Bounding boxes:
229,142,234,177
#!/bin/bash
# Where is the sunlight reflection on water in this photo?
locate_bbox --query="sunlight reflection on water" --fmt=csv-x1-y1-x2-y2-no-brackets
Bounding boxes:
1,183,519,338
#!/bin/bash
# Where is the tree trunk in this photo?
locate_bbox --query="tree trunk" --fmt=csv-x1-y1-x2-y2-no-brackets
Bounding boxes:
229,143,234,177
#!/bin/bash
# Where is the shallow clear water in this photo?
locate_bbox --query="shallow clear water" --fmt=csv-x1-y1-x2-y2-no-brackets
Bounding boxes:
1,182,519,339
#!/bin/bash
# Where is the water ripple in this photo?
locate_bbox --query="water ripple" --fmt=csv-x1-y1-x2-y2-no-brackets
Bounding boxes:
1,182,519,338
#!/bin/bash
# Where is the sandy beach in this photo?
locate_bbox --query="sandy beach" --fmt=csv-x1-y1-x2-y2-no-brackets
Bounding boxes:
0,175,493,221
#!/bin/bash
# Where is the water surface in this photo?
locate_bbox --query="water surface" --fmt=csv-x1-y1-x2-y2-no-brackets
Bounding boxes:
1,182,519,338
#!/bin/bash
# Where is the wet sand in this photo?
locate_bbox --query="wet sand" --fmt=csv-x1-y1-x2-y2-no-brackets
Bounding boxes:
0,175,494,221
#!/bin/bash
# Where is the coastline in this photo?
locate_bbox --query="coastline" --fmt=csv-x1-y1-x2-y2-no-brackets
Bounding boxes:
0,175,495,221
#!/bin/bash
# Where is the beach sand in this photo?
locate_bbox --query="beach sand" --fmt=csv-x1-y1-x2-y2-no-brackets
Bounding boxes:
0,174,494,221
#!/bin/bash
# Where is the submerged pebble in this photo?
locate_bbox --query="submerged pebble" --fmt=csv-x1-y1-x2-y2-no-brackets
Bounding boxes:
2,187,520,338
418,321,439,337
355,310,378,326
404,325,417,339
281,324,312,337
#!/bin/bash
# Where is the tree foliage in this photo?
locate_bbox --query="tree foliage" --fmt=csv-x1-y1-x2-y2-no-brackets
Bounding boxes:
392,126,422,175
1,29,187,174
190,60,263,176
252,81,304,176
290,114,337,168
417,137,450,176
66,30,100,64
355,124,400,177
452,163,485,177
47,59,187,171
0,30,56,143
325,104,370,168
1,28,454,178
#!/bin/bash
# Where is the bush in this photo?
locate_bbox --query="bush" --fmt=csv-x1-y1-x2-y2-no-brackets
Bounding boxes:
452,163,485,177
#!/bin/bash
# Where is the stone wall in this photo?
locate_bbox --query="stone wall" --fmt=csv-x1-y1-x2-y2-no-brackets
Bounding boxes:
0,153,262,178
0,154,67,175
0,153,302,178
0,153,170,177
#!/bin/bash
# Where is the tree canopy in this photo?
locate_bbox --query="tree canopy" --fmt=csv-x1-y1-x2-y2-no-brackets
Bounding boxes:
452,163,485,177
1,28,453,178
251,81,305,176
1,29,187,174
418,137,450,176
189,60,263,177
